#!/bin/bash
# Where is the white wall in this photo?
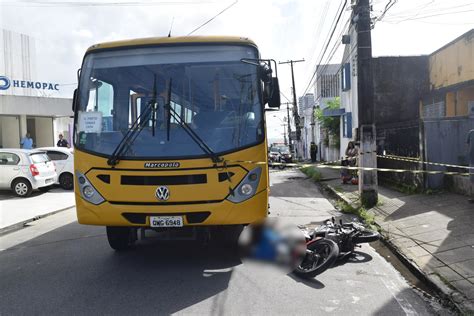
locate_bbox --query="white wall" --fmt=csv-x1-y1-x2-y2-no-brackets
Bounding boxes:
34,117,53,147
340,23,359,156
0,116,20,148
301,107,314,159
0,29,37,97
0,95,73,116
53,116,73,147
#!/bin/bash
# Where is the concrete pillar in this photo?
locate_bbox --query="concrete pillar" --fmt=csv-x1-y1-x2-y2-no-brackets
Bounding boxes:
359,124,378,207
19,115,27,139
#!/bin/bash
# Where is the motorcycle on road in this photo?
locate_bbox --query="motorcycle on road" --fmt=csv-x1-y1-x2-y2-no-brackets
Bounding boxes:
293,217,380,278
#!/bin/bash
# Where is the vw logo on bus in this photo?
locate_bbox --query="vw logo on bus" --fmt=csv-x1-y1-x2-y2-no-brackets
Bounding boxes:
155,186,170,201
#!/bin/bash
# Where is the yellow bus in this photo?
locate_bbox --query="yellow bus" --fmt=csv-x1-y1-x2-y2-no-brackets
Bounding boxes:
72,36,280,250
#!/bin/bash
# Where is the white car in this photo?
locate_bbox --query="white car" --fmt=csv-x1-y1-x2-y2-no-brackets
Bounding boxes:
0,149,58,197
38,147,74,190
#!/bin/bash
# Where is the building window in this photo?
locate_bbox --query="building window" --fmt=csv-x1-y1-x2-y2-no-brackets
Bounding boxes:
343,112,352,138
341,63,351,91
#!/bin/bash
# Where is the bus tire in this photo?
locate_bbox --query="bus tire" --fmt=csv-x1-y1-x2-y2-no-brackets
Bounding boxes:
211,225,243,247
106,226,136,251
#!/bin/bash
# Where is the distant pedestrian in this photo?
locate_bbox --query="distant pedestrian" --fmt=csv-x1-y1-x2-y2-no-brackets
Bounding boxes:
310,142,318,163
20,132,33,149
57,133,70,148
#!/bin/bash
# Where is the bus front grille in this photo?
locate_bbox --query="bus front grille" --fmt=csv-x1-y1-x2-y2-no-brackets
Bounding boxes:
121,174,207,185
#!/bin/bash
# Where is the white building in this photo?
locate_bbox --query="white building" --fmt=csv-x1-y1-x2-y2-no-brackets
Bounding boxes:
0,29,73,149
314,64,341,161
339,24,358,157
298,93,315,159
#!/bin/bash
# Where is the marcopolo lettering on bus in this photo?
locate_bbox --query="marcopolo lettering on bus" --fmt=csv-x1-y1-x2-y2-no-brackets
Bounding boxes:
144,162,181,168
0,75,60,91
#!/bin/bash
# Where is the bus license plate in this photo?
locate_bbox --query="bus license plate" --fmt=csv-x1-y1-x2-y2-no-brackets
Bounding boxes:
150,216,183,227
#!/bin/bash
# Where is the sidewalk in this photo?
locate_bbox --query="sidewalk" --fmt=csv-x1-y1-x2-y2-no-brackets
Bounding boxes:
315,166,474,313
0,188,75,234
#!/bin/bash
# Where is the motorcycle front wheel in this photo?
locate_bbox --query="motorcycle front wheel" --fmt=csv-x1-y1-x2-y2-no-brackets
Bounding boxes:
353,229,380,244
293,238,339,279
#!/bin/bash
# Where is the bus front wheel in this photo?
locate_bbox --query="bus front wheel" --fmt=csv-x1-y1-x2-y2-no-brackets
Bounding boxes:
106,226,136,251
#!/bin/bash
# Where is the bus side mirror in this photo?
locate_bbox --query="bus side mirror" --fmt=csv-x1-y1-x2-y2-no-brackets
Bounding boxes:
266,77,281,108
72,89,78,112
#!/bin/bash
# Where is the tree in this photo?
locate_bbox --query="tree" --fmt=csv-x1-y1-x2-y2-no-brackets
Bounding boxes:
314,97,340,147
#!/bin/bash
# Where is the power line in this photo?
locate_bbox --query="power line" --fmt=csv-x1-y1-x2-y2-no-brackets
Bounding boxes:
384,8,474,23
382,2,474,20
2,0,215,6
300,1,344,97
301,0,347,97
187,0,238,35
300,0,332,96
300,0,348,97
376,0,397,22
314,17,350,83
280,91,292,103
304,0,331,72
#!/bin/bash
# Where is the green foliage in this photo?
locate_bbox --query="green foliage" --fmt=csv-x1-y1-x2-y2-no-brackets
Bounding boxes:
335,200,376,228
300,166,322,182
315,97,341,139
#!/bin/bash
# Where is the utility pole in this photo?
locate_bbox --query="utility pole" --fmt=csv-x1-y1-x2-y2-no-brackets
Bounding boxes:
282,123,288,145
272,114,289,146
355,0,378,207
279,59,305,158
281,102,293,153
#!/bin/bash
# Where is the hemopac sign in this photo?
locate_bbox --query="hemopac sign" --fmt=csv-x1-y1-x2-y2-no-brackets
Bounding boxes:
0,75,59,91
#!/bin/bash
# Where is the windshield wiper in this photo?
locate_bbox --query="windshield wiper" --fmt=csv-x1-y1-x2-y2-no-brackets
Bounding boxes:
166,79,223,164
107,75,158,166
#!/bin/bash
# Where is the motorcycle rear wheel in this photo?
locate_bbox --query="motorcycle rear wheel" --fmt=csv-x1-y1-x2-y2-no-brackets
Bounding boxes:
293,238,339,279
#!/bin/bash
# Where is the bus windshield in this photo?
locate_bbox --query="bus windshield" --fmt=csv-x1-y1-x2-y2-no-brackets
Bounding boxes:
75,44,263,159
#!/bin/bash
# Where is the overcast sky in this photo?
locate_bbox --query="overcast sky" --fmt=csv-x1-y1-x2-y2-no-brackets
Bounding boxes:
1,0,473,141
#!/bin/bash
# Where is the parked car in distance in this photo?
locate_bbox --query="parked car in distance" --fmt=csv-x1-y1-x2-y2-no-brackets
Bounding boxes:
0,149,57,197
38,147,74,190
268,144,292,169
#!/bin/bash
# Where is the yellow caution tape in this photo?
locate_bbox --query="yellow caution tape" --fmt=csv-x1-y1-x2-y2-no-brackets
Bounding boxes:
378,155,473,170
222,160,470,176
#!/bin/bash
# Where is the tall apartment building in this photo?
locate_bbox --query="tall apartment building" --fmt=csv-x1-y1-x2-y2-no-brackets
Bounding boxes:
298,93,315,113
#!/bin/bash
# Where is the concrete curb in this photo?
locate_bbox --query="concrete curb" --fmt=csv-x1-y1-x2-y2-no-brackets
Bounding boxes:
322,182,468,314
0,205,75,237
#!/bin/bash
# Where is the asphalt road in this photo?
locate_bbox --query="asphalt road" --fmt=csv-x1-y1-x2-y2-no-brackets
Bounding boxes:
0,169,450,315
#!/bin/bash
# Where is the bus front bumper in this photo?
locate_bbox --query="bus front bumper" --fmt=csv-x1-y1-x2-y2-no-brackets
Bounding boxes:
75,189,268,226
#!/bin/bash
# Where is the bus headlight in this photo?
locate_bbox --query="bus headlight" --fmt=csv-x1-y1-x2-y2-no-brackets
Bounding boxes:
83,185,95,198
227,167,262,203
76,171,105,205
241,184,253,195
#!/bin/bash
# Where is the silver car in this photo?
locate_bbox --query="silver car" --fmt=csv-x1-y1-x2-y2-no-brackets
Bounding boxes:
0,149,58,197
